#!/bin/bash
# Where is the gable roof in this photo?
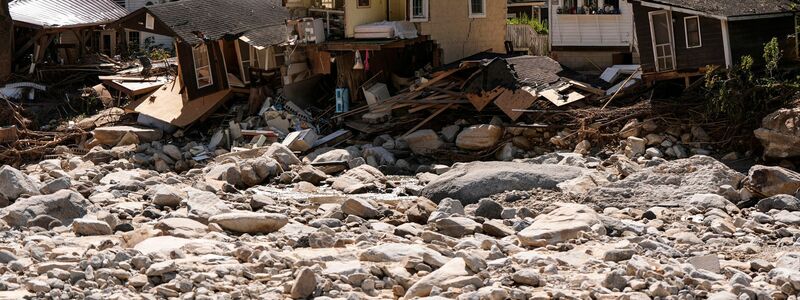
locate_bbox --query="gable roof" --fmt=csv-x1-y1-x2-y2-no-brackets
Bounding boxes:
635,0,797,18
9,0,128,29
139,0,289,46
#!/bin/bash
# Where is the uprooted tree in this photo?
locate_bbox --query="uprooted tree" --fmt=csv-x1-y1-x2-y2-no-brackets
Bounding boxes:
0,0,11,83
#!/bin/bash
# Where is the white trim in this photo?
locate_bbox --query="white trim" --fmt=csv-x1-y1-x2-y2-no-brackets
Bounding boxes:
639,1,724,20
648,10,676,72
683,16,702,49
234,40,254,84
145,13,155,30
720,19,732,68
409,0,429,22
192,43,213,89
468,0,487,18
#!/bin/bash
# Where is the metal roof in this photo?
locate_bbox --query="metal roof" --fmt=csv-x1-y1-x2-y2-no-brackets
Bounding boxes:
9,0,128,29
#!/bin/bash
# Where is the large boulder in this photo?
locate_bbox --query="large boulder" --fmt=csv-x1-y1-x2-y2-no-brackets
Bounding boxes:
421,161,585,204
404,130,442,155
264,143,301,170
72,218,113,236
204,163,242,187
0,165,40,203
145,184,185,207
92,125,162,146
208,211,288,234
404,258,479,298
331,165,386,194
184,188,232,223
0,190,90,227
517,203,604,247
744,165,800,198
583,156,744,209
310,149,353,174
754,108,800,158
455,124,503,151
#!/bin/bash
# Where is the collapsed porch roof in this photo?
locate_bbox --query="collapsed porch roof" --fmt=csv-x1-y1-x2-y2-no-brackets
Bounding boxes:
9,0,128,29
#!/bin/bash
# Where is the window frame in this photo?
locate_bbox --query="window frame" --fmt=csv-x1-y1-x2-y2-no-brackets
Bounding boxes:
683,16,702,49
235,40,258,84
409,0,429,22
468,0,486,18
192,43,214,89
145,13,155,30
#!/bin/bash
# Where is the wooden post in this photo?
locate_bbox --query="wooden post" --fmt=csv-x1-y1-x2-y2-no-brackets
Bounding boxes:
0,0,12,83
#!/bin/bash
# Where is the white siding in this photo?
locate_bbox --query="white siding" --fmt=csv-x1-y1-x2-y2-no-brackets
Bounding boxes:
549,0,634,47
126,0,175,50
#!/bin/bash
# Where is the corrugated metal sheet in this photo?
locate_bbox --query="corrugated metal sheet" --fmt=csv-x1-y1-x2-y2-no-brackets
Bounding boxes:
9,0,129,28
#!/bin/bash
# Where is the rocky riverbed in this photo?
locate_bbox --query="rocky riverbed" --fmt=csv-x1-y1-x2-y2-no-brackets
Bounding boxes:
0,144,799,300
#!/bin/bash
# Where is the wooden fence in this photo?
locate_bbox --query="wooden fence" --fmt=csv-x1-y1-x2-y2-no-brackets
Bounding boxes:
506,24,550,56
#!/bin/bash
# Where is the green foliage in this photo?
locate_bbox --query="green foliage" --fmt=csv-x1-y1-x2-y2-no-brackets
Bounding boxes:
148,48,172,60
703,37,797,129
763,37,782,78
507,14,549,34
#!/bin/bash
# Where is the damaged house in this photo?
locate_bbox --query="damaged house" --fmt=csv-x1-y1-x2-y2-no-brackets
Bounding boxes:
548,0,637,71
630,0,799,82
9,0,128,74
115,0,289,131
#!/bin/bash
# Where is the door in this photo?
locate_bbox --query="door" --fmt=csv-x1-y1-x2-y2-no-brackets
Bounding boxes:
649,10,675,72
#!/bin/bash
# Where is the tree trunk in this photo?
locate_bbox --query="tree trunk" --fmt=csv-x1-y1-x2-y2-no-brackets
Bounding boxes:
0,0,12,83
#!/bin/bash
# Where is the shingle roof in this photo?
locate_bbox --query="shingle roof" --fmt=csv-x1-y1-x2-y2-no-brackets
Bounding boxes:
9,0,128,28
144,0,289,45
637,0,797,17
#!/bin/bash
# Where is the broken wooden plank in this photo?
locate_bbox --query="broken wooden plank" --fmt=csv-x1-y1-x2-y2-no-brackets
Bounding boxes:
467,86,504,111
494,87,538,121
564,79,605,96
402,104,453,137
410,68,462,92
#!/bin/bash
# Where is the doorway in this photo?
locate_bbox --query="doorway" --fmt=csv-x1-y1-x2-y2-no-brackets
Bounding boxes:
648,10,675,72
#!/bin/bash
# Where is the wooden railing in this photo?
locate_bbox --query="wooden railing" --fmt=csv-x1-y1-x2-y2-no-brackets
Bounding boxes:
506,24,550,56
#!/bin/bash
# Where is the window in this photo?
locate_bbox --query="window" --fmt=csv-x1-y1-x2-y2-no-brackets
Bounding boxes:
128,31,140,49
236,40,257,83
410,0,428,22
192,43,213,88
684,16,702,48
145,13,154,30
469,0,486,17
357,0,369,8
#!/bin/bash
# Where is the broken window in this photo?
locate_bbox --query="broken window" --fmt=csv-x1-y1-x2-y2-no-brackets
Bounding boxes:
469,0,485,17
684,16,702,48
236,40,256,83
410,0,428,22
128,31,140,49
560,0,577,14
193,43,213,88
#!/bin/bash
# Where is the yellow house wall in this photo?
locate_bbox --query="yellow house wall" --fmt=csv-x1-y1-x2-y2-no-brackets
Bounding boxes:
345,0,388,38
389,0,406,21
419,0,507,63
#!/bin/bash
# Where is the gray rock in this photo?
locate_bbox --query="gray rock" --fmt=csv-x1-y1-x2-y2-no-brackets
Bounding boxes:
341,198,380,219
517,203,604,247
511,270,540,287
185,189,232,223
39,177,70,195
208,211,288,234
427,198,464,223
756,194,800,212
146,260,177,276
162,144,182,161
331,165,386,194
603,249,635,262
421,161,585,205
291,267,317,299
264,142,301,170
474,198,503,219
753,108,800,158
0,165,40,202
0,190,89,227
72,218,113,236
434,217,481,238
602,269,628,291
583,156,744,209
296,165,327,185
147,184,185,207
0,249,18,264
744,165,800,198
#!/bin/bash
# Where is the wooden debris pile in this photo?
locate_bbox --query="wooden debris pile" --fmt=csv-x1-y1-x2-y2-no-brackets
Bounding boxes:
337,55,609,137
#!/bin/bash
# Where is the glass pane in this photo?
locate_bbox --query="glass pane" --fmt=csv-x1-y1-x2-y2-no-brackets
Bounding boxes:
238,41,250,61
471,0,483,14
413,0,423,17
652,13,670,45
197,66,212,87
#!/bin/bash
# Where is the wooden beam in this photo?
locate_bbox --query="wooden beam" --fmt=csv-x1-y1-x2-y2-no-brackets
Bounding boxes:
402,103,453,137
13,31,44,60
564,79,605,96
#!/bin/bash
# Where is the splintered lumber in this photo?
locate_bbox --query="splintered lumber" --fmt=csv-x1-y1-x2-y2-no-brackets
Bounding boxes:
564,79,605,96
410,67,462,92
402,104,453,137
494,87,538,121
467,87,504,111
